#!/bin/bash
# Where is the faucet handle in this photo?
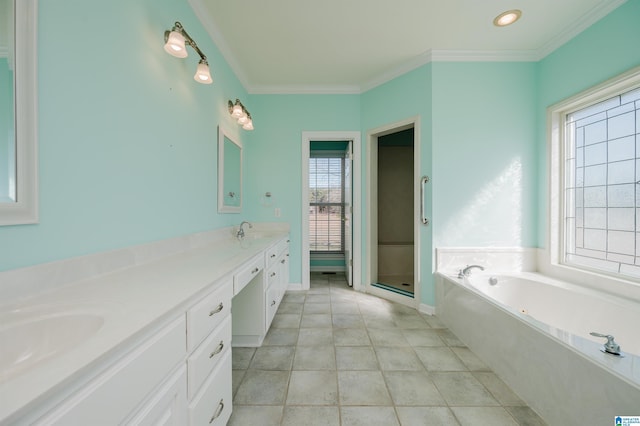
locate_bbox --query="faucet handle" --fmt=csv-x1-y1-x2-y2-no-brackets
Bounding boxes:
590,332,622,355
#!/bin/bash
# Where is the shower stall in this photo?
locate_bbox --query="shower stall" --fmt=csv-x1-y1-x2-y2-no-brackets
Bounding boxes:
372,127,415,297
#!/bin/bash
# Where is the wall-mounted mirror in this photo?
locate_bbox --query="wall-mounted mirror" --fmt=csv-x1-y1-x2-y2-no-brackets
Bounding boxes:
218,126,242,213
0,0,38,225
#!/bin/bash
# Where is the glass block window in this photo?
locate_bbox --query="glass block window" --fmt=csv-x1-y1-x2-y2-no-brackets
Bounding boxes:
564,86,640,278
309,154,345,252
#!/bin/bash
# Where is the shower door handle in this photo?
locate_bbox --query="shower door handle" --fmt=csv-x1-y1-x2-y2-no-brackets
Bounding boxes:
420,176,430,226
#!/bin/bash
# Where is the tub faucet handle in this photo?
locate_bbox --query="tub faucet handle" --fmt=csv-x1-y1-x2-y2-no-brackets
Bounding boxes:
590,332,622,355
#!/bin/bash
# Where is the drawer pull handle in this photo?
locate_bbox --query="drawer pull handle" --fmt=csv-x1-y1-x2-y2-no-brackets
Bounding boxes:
270,254,276,258
251,267,259,274
270,272,276,277
209,399,224,423
280,259,285,264
271,300,276,306
209,341,224,358
209,303,224,316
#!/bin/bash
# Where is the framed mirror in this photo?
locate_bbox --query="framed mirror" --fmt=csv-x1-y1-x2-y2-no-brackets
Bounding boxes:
217,126,242,213
0,0,38,225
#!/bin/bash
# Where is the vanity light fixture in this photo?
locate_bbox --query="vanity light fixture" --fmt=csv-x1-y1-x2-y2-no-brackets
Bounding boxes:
493,9,522,27
228,99,254,131
164,21,213,84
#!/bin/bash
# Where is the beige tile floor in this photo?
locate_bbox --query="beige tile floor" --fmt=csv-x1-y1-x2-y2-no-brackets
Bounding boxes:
229,273,546,426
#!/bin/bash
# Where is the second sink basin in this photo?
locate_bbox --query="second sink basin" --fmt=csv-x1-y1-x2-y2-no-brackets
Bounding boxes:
0,311,104,383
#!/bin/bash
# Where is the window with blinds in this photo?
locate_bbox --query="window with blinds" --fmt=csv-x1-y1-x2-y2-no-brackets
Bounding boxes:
309,153,345,252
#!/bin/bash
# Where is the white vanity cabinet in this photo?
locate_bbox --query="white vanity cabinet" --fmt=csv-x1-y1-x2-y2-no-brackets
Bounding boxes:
232,235,290,346
265,237,290,330
2,228,291,425
32,280,235,426
33,316,187,425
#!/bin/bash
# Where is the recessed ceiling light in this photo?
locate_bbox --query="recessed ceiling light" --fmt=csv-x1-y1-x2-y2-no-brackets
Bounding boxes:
493,9,522,27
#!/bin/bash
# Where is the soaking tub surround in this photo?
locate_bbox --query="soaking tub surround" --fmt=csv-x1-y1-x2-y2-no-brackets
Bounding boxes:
435,247,640,425
0,223,289,424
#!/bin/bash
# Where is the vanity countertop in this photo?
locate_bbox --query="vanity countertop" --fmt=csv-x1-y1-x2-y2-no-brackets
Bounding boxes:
0,231,288,423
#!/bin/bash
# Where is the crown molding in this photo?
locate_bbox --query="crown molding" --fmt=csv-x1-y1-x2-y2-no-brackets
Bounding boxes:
247,84,362,95
535,0,628,60
187,0,251,91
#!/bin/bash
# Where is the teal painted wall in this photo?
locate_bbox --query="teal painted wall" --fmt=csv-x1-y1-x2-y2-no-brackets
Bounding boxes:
536,0,640,248
0,0,249,271
243,94,361,285
432,62,537,249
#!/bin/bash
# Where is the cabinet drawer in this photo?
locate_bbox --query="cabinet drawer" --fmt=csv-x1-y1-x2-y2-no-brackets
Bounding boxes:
266,263,278,288
187,281,232,352
187,316,231,399
234,255,263,295
189,351,232,426
265,244,279,267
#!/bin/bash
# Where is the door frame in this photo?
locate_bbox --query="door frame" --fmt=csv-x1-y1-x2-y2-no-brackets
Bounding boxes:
365,117,421,308
301,131,362,291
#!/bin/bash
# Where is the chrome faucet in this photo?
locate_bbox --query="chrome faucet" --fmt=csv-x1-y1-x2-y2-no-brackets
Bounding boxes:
458,264,485,278
590,332,622,356
236,221,252,239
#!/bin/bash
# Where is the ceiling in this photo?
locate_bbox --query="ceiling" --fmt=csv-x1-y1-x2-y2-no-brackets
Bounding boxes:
189,0,625,94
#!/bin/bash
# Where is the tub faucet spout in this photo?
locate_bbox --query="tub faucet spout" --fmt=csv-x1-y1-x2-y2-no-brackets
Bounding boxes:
458,264,485,278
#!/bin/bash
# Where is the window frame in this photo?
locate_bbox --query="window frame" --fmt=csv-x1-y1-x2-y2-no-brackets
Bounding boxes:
548,65,640,284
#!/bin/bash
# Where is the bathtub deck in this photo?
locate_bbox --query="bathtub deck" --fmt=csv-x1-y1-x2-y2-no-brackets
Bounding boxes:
228,272,546,426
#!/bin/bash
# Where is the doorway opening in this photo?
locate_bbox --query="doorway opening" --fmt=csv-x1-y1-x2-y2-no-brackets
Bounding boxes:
301,132,362,292
309,141,351,282
366,118,420,307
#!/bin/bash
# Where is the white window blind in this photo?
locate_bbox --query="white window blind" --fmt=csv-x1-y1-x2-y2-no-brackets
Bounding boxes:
309,153,345,252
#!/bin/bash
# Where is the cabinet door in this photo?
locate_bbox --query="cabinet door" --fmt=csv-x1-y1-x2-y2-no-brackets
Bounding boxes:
265,284,279,329
189,351,232,426
34,317,186,425
123,365,187,426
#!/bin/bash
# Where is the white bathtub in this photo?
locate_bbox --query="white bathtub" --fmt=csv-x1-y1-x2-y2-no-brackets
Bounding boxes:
436,271,640,425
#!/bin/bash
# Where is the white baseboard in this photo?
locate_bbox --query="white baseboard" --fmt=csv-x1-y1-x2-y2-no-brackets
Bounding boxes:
287,282,304,291
419,303,436,316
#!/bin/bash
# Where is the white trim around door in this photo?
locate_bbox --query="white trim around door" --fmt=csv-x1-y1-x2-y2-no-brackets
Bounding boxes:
365,116,421,308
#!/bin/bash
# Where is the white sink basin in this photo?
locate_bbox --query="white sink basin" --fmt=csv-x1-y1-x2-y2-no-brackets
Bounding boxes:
0,312,104,383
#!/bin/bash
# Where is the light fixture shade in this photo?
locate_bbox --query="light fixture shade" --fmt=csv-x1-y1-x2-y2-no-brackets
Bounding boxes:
194,61,213,84
231,102,244,118
242,119,254,131
164,30,188,58
237,114,249,125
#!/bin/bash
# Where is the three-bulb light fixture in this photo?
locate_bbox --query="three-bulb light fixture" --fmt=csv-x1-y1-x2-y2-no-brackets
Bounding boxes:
163,21,213,84
228,99,254,131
